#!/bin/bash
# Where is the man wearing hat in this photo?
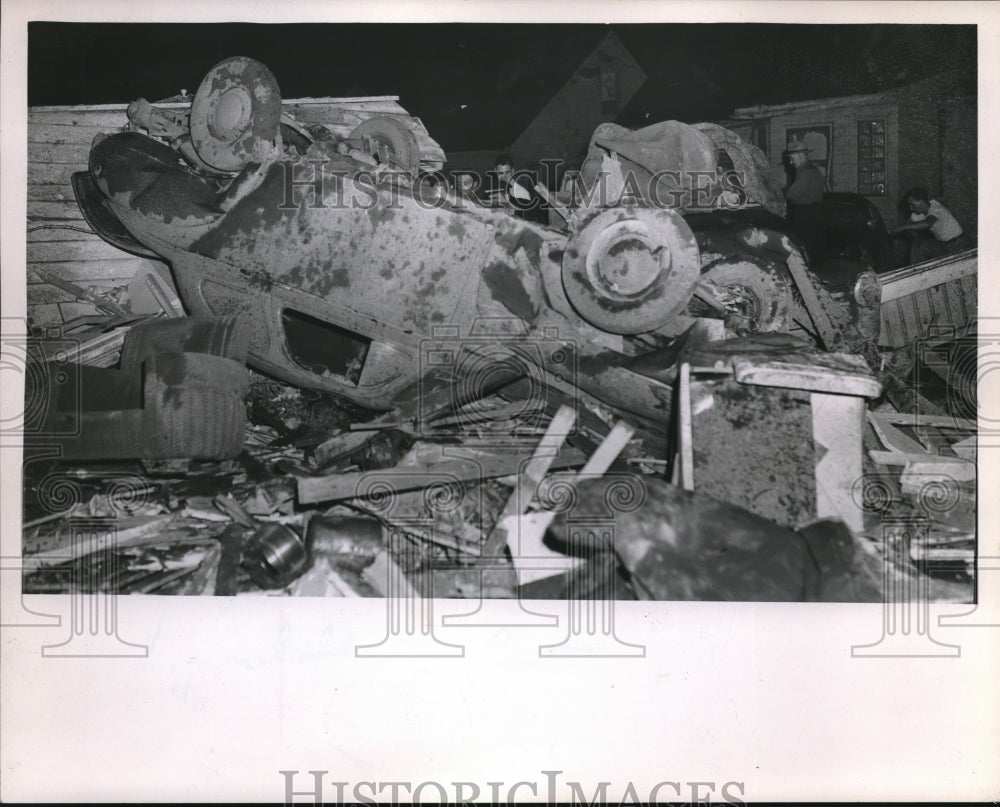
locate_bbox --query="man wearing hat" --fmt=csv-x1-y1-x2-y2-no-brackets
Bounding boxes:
783,140,827,258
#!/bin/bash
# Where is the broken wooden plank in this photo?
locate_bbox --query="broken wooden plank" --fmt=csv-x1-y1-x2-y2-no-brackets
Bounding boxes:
899,460,976,488
533,182,570,224
509,420,635,585
43,325,135,368
170,540,223,596
877,412,978,431
951,435,976,461
31,269,130,317
22,514,178,562
783,243,839,349
427,397,546,428
298,443,587,504
479,404,577,562
314,428,389,466
732,355,881,398
867,411,930,455
911,546,975,564
879,249,977,304
868,450,975,480
342,503,479,555
812,392,867,533
677,363,694,491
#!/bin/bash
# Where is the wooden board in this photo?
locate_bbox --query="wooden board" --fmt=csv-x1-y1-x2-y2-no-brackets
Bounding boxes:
26,200,88,221
26,281,127,306
867,411,929,454
879,250,977,303
27,239,136,264
877,412,978,432
27,162,89,186
868,450,976,481
732,356,882,398
813,393,866,533
878,250,977,349
298,444,587,505
26,304,65,328
27,141,94,165
27,223,100,242
509,421,635,585
27,257,145,281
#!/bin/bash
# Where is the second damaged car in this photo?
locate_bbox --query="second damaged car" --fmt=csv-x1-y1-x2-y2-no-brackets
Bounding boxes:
76,57,857,425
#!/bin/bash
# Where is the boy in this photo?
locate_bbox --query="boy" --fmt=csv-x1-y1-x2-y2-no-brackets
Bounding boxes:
893,187,967,263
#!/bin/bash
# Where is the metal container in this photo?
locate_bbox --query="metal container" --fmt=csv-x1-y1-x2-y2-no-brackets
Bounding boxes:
242,522,310,589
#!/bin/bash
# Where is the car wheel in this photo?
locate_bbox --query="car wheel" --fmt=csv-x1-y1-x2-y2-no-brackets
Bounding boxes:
350,117,421,175
561,206,702,334
697,258,791,336
190,57,282,173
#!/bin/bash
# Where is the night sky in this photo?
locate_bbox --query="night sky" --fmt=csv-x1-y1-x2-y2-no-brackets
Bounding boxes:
28,23,976,150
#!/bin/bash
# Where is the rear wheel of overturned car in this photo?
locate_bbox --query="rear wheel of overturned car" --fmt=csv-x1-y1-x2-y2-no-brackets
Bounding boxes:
349,116,421,175
561,206,701,335
696,258,791,336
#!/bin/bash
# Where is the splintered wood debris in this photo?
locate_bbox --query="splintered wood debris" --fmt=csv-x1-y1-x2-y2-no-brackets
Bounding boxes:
20,326,978,602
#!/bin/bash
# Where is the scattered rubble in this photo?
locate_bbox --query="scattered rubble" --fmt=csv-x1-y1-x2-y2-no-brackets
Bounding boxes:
21,314,977,603
20,56,979,603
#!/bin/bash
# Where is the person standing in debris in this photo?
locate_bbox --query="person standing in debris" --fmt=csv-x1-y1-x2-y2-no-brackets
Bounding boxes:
488,153,547,223
892,186,968,263
783,140,828,260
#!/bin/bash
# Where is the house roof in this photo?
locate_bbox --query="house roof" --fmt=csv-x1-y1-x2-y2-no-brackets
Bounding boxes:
730,91,889,118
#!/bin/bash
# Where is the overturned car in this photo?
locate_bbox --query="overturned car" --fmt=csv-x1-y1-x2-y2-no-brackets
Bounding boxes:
76,57,857,425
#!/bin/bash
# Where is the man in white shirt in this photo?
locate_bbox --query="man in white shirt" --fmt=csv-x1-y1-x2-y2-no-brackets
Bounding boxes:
893,186,968,263
487,153,547,223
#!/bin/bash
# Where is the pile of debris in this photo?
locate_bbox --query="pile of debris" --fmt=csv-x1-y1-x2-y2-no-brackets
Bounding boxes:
20,310,975,604
20,56,977,603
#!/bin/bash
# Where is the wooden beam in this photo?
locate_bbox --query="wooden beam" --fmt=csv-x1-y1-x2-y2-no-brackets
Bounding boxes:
508,420,635,585
478,405,577,562
298,443,586,504
732,356,882,398
868,450,976,481
784,246,839,349
879,250,977,303
867,411,930,455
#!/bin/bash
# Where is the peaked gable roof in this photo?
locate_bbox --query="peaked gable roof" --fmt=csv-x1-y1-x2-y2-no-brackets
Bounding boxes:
414,27,644,152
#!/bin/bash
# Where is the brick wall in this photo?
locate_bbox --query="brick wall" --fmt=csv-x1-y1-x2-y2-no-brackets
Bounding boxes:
764,100,901,225
753,72,976,233
939,97,977,240
892,73,975,238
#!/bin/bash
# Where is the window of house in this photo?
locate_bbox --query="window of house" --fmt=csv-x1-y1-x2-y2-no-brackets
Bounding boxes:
857,119,887,196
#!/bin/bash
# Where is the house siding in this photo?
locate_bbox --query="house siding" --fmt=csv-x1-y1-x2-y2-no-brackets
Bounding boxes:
26,98,445,328
729,71,975,235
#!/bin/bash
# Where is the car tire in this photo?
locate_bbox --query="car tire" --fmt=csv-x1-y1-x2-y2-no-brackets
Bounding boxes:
350,117,421,175
561,206,702,335
698,258,791,336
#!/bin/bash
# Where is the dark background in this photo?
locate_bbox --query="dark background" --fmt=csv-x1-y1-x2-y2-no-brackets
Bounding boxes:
29,22,976,149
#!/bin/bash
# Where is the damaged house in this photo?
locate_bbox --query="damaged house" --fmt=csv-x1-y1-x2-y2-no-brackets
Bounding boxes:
16,49,977,612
